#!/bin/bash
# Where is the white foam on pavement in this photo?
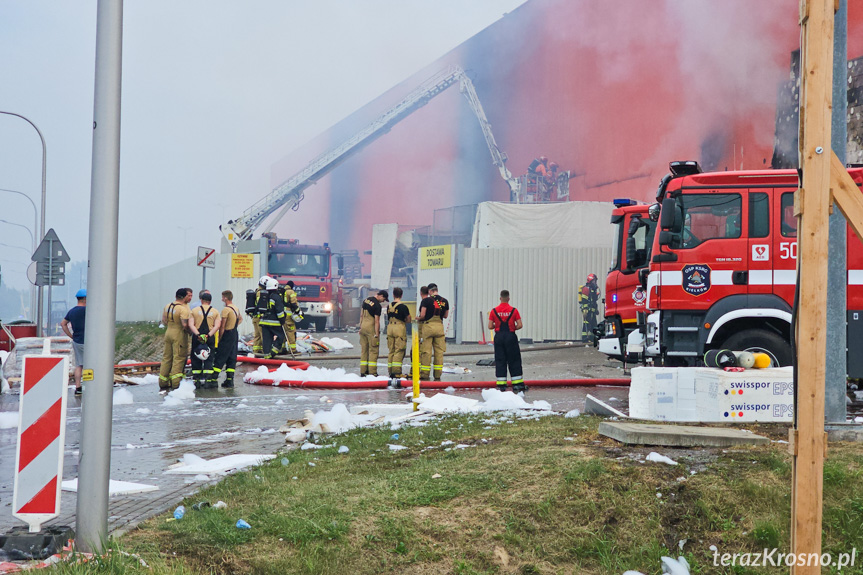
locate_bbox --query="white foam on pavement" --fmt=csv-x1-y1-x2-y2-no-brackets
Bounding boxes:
245,364,389,384
646,452,679,466
61,478,158,495
0,412,18,429
164,453,276,475
113,388,134,405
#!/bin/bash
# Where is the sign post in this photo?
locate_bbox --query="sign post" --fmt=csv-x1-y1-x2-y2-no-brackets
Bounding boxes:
12,355,70,532
197,246,215,292
30,229,70,335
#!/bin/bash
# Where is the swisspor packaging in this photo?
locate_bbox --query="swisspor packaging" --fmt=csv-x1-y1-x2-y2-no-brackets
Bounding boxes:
629,366,793,422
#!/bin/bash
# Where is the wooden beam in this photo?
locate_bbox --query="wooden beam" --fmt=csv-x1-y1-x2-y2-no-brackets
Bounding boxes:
792,0,834,572
830,152,863,245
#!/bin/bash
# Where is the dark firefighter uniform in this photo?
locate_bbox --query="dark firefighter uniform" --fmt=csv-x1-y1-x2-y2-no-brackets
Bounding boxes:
579,275,600,342
159,300,191,390
282,284,301,355
386,300,410,378
490,303,525,392
359,295,383,376
246,288,263,354
419,294,449,380
214,302,241,388
258,288,287,358
191,303,220,388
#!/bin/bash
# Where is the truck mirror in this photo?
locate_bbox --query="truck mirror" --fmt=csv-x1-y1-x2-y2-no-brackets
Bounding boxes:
638,268,649,289
658,230,676,246
337,255,345,276
625,237,638,270
659,198,678,230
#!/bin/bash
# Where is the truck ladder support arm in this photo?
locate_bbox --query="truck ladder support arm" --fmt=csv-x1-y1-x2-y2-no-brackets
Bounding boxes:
222,66,518,250
830,151,863,245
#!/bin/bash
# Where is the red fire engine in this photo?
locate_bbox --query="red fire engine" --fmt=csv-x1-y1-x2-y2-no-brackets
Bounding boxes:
599,200,655,360
599,161,863,376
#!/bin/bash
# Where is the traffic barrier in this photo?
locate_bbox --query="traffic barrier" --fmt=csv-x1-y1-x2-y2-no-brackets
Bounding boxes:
13,356,69,532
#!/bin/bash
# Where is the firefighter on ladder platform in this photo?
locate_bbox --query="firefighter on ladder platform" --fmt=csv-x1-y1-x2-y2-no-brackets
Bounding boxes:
579,273,600,343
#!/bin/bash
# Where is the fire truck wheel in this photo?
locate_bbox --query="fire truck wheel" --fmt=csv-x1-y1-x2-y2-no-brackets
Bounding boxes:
721,329,792,367
314,317,327,333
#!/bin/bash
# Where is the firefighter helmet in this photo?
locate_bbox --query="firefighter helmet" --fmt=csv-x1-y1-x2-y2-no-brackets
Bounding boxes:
587,273,597,282
258,275,271,288
194,346,210,361
648,202,661,222
539,156,548,164
263,277,279,291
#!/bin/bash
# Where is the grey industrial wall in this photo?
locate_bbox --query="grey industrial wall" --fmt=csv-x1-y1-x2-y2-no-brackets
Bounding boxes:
457,246,612,342
116,253,261,338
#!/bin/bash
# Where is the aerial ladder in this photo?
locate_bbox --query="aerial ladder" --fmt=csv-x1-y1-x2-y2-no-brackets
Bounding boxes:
221,66,520,251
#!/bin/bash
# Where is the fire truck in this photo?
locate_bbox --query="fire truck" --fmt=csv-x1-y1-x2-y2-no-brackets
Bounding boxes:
598,161,863,376
261,233,339,332
599,200,656,361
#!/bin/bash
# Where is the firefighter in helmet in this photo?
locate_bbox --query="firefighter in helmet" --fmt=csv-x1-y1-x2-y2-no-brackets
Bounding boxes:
578,273,600,343
282,280,303,355
257,276,287,358
246,278,266,355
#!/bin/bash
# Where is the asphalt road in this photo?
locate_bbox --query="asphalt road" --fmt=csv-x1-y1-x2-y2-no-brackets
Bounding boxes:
0,333,627,536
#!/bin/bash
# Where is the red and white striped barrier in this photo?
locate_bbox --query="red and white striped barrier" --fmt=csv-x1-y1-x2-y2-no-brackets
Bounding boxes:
13,355,69,532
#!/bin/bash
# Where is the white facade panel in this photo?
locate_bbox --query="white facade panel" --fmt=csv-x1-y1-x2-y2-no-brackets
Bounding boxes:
458,246,612,342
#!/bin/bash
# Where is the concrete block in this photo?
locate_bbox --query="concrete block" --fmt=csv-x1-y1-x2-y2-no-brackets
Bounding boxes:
599,421,770,447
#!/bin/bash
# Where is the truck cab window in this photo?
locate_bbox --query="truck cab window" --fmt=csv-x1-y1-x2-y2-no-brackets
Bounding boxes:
675,193,742,249
780,192,797,237
749,192,769,238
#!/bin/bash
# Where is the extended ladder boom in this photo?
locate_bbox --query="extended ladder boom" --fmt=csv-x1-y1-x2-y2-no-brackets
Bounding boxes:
221,66,519,250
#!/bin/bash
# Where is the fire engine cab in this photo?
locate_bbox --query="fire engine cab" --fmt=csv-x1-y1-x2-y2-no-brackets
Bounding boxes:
600,161,863,376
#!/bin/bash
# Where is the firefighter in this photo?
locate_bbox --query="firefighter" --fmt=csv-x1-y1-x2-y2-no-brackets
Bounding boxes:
417,283,449,381
214,290,242,388
282,280,303,355
386,287,411,379
488,290,525,393
415,285,432,378
190,291,221,389
247,281,265,355
159,287,193,392
258,276,287,358
359,290,388,376
578,273,600,343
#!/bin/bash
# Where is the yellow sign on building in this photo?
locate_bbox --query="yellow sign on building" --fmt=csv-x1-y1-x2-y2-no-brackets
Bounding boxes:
231,254,255,278
420,245,451,270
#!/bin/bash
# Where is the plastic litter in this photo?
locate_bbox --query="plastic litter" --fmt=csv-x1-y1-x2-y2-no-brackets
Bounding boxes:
192,501,210,511
236,519,251,529
213,501,227,509
281,457,290,466
173,505,185,520
390,433,399,440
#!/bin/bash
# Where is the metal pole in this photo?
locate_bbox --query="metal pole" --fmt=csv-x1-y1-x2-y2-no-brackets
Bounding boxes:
47,240,53,335
826,0,848,423
202,267,206,292
0,189,39,317
76,0,123,554
0,113,47,335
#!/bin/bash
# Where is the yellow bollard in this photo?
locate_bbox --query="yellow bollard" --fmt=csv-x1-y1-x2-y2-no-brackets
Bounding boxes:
412,321,420,411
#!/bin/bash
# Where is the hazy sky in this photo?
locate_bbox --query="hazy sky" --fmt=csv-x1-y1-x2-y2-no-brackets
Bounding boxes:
0,1,526,292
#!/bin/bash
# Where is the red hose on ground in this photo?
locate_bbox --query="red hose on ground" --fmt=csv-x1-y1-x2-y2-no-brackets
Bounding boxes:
114,357,311,370
245,377,630,389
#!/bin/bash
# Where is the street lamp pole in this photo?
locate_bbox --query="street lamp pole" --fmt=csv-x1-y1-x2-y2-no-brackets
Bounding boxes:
0,188,40,323
0,112,47,335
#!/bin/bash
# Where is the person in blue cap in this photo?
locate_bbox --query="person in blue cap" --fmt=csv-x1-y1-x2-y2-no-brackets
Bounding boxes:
61,289,87,395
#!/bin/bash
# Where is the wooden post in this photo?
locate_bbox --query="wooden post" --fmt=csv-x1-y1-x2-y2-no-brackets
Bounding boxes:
792,0,834,572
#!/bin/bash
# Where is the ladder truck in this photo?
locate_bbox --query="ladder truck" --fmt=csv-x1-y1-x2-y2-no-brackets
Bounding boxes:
220,65,520,252
221,66,521,330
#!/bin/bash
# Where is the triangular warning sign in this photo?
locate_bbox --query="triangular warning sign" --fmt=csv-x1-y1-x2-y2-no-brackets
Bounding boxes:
31,228,70,263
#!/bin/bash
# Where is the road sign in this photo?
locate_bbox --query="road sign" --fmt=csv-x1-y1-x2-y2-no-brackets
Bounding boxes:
30,229,69,286
13,355,70,532
31,229,70,264
197,246,216,269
